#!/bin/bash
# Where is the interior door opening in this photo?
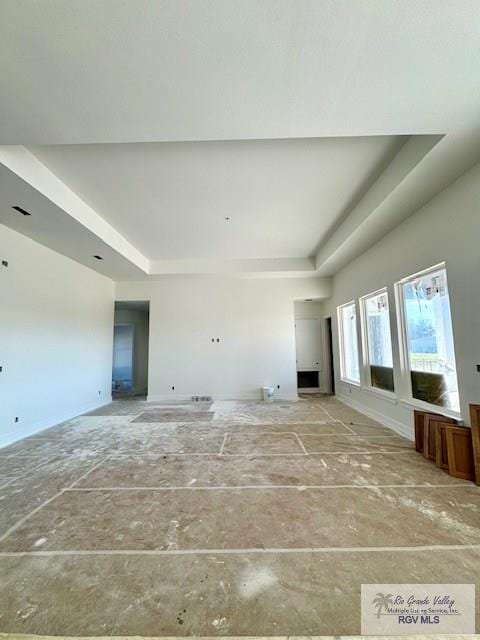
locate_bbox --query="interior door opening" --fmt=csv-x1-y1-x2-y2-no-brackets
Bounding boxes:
325,316,335,395
112,300,150,398
294,307,323,393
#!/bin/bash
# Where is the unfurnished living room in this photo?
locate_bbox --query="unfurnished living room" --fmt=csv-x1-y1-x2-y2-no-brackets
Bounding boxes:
1,2,480,638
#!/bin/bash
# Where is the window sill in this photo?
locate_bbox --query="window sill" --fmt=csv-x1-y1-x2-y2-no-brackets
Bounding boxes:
340,378,361,388
399,398,462,422
362,386,397,404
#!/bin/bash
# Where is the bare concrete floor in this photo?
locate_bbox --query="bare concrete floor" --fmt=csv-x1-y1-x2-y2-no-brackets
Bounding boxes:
0,396,479,636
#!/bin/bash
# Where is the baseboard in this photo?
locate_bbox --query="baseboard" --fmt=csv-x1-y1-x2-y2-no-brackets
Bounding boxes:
147,392,299,402
336,392,413,440
0,396,113,450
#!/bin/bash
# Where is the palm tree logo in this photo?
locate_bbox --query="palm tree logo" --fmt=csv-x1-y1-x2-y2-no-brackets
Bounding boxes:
372,592,393,618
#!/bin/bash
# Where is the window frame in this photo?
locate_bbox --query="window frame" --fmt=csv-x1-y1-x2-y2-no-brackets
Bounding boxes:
337,300,361,386
394,261,460,419
359,287,396,398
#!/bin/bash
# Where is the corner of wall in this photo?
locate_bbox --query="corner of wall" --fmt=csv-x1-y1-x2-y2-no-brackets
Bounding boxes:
0,396,113,450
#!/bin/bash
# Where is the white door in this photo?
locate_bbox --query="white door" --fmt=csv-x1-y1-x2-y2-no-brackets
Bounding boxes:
295,318,322,370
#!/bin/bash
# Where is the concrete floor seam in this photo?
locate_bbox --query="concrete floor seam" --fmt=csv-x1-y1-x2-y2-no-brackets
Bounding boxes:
2,544,480,556
63,483,471,491
108,450,418,458
0,455,112,543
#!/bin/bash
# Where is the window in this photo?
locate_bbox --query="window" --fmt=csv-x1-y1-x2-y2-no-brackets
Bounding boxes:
361,289,394,393
397,264,459,412
338,301,360,384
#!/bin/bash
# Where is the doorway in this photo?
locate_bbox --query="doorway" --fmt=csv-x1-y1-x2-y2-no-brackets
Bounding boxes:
112,301,150,398
294,301,323,392
324,316,335,395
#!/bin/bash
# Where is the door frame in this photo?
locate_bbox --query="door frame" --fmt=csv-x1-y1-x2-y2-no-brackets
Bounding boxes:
323,315,335,395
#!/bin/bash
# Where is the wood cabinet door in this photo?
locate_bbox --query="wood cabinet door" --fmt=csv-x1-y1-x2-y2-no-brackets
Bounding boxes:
423,412,456,461
433,421,449,470
446,427,475,481
469,404,480,485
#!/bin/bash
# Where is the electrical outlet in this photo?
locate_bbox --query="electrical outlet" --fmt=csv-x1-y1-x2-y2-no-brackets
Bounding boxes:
1,260,8,267
98,390,102,395
171,385,175,390
277,384,280,389
14,416,19,423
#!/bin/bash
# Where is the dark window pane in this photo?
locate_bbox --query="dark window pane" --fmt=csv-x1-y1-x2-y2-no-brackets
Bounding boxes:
370,365,394,392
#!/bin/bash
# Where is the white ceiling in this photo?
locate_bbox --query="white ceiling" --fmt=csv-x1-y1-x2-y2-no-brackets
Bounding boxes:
29,137,402,261
1,1,480,279
0,1,479,144
0,160,147,280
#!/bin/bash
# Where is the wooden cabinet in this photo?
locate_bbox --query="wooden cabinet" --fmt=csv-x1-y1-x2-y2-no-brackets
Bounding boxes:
434,421,450,471
414,410,425,453
469,404,480,486
445,427,475,481
413,409,475,483
413,410,456,461
422,413,456,462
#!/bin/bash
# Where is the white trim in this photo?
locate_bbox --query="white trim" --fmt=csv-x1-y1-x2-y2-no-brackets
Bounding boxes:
399,398,462,422
340,378,361,388
362,385,397,404
397,260,448,284
336,393,413,440
147,393,299,402
394,261,461,419
337,301,361,386
359,287,395,395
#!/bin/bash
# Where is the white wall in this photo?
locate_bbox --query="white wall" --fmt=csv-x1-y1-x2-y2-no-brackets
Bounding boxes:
324,162,480,437
116,277,331,401
293,300,324,319
114,307,149,395
0,225,114,447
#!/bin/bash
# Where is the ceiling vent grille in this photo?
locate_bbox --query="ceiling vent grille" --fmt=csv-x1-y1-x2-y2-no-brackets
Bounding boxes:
12,206,32,216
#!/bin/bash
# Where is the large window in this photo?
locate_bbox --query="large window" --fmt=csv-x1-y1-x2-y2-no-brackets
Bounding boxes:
361,289,394,393
397,263,459,412
338,301,360,384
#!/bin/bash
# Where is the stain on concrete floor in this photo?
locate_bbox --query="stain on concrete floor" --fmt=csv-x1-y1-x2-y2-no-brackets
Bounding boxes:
132,410,215,423
0,395,479,636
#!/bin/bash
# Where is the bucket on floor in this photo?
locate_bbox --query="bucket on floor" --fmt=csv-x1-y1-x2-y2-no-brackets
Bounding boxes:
262,385,275,402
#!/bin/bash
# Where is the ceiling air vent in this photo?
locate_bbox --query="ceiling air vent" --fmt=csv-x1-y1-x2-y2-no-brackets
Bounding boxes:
93,255,104,260
12,206,32,216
